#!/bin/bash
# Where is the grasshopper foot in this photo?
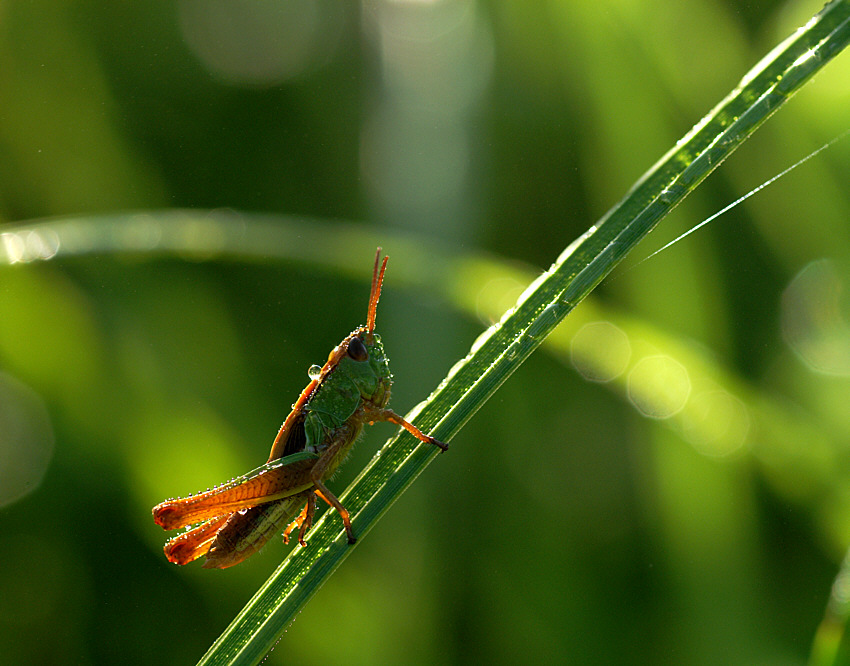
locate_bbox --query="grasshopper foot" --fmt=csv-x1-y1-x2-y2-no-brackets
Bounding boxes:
428,436,449,452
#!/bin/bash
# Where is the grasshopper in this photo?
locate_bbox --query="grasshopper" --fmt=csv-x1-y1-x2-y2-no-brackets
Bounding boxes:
152,249,448,569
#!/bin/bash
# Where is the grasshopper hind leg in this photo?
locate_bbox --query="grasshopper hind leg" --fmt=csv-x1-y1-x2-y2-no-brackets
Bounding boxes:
283,486,357,545
283,492,317,547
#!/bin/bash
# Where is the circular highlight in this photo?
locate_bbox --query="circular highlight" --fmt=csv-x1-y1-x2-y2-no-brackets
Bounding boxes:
682,390,751,458
570,321,631,383
627,355,691,419
0,373,55,508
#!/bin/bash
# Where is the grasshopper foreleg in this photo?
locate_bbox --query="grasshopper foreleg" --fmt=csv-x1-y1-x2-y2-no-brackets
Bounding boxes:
366,407,448,452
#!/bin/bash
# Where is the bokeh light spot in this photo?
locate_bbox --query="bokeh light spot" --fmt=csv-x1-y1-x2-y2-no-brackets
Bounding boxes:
178,0,345,86
0,372,55,507
1,232,25,263
782,258,850,376
0,230,60,264
681,389,750,458
570,321,631,383
474,276,526,325
627,355,691,419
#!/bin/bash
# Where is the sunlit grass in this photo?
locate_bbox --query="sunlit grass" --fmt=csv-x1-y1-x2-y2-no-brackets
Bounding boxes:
1,3,848,664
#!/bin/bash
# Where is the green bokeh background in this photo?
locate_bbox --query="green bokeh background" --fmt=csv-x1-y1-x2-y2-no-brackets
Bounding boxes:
2,1,850,664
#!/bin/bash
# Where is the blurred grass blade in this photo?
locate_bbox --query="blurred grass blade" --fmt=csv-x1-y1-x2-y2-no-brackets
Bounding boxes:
193,5,850,665
809,546,850,666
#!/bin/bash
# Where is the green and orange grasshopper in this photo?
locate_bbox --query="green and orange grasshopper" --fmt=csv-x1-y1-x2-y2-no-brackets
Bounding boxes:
152,249,448,569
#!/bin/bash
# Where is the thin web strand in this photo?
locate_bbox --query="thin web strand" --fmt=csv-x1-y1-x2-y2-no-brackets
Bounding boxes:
632,128,850,268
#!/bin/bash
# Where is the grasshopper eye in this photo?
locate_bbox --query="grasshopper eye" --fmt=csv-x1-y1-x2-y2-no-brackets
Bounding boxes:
347,337,368,362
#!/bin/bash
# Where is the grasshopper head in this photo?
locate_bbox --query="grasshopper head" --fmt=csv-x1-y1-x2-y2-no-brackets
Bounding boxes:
342,326,391,405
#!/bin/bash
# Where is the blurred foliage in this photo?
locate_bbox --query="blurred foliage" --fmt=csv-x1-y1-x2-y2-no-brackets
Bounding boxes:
1,1,850,665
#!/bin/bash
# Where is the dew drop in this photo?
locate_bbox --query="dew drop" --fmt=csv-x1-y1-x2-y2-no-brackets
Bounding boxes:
308,364,322,380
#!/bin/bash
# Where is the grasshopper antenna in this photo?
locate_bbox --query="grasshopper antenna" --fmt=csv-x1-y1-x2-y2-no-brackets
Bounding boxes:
367,248,388,336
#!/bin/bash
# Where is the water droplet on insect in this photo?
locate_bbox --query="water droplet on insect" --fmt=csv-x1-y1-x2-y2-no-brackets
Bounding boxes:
308,365,322,380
